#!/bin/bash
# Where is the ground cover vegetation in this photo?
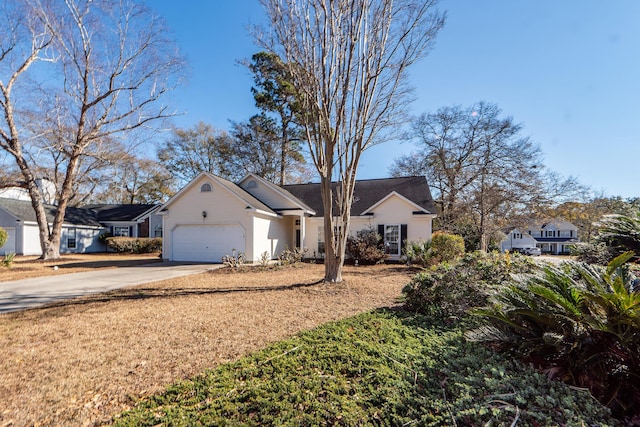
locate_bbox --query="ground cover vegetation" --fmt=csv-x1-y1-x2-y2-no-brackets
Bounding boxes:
0,263,411,425
114,310,615,426
403,248,640,423
472,254,640,422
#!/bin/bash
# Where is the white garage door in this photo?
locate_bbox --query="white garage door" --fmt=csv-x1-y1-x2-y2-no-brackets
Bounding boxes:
0,227,16,256
172,224,245,263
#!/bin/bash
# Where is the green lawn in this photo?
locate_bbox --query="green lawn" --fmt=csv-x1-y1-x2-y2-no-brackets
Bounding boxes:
114,309,616,426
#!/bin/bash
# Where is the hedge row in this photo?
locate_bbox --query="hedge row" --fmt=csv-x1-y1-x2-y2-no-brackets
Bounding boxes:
105,237,162,254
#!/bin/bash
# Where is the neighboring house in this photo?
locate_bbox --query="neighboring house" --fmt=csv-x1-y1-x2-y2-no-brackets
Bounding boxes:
0,198,105,256
501,219,579,254
159,172,437,263
0,199,162,256
84,204,163,239
0,178,57,204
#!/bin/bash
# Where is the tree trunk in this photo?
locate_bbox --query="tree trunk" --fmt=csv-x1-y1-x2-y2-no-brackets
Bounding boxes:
320,175,344,283
40,153,82,260
280,121,287,186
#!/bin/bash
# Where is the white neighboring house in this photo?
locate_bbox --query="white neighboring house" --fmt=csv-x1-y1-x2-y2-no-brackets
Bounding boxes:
0,178,57,204
0,199,163,256
159,172,437,263
501,219,579,255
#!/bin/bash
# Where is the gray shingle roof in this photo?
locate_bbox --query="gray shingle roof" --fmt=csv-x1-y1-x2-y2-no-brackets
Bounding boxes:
83,204,158,221
0,198,103,227
282,176,436,217
216,175,277,215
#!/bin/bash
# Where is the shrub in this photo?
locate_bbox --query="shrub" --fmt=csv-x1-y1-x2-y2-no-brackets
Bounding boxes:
595,211,640,256
404,232,465,267
570,241,616,265
431,231,465,262
403,239,432,266
471,252,640,421
346,227,386,265
222,249,246,270
277,246,307,265
258,251,271,269
98,232,113,245
2,251,15,268
105,237,162,254
0,226,7,248
403,251,539,322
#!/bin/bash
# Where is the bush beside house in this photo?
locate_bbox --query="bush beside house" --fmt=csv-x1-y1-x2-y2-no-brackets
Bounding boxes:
104,237,162,254
346,227,386,265
0,226,7,249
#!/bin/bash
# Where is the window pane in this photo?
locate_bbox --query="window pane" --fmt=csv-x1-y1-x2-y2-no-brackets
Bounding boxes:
384,225,399,255
318,226,324,254
67,228,77,249
114,226,129,237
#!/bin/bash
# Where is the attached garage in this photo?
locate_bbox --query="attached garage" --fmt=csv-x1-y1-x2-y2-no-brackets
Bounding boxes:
171,224,245,263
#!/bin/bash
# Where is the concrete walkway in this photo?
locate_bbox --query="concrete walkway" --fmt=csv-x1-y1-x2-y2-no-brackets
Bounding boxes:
0,262,219,314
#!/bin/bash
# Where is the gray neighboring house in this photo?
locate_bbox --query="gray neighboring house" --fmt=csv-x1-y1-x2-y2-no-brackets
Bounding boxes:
0,199,162,256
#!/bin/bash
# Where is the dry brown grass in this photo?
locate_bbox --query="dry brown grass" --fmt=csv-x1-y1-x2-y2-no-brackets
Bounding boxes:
0,254,162,282
0,263,418,426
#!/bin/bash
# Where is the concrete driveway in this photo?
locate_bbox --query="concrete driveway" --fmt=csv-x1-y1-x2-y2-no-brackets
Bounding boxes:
0,262,218,314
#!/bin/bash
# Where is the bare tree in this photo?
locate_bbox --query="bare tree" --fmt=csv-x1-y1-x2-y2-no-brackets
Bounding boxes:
0,0,183,259
94,155,175,204
157,122,235,185
392,102,583,251
257,0,445,282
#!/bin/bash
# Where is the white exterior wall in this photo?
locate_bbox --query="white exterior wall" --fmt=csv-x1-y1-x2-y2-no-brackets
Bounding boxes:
0,188,30,201
501,230,538,252
162,176,253,261
238,176,299,210
302,195,435,260
23,224,42,255
252,214,289,261
304,217,324,257
18,223,105,256
369,196,434,243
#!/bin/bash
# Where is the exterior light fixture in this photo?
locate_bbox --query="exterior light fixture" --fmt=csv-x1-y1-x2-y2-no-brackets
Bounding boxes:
202,210,207,219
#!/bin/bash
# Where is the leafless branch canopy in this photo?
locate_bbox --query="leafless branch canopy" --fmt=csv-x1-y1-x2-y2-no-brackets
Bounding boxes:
0,0,184,259
256,0,445,281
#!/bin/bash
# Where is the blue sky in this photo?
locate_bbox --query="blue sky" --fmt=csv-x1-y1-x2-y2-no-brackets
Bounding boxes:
151,1,640,199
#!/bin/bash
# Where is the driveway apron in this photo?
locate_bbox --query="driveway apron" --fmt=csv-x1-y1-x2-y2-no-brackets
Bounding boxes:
0,263,218,314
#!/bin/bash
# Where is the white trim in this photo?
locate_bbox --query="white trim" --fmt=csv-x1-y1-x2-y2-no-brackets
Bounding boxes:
383,224,402,256
133,204,162,222
238,173,316,215
361,191,431,215
251,209,280,219
20,220,104,231
160,172,277,216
